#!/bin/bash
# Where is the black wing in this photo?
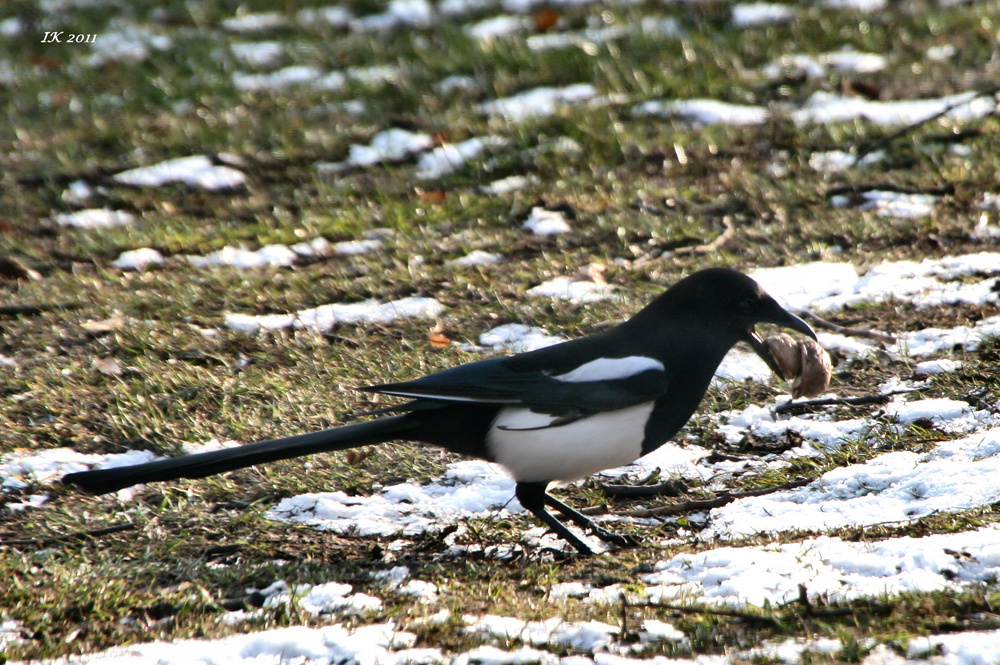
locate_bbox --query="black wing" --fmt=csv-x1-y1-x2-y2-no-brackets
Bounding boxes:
361,355,668,418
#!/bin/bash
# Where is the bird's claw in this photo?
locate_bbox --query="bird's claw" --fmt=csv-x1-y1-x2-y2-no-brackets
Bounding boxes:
589,526,639,548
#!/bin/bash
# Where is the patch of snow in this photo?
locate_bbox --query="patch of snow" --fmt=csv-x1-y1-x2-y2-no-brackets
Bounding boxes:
222,12,288,33
268,460,518,537
763,51,886,79
318,128,435,173
476,323,566,353
436,75,480,94
61,179,96,205
830,189,939,219
465,15,530,40
225,297,444,334
704,424,1000,538
52,208,135,229
523,207,571,235
914,359,964,375
186,244,298,269
351,0,435,31
631,526,1000,607
415,136,508,179
527,26,628,52
2,448,157,491
87,25,172,67
791,90,998,127
233,65,323,91
113,156,246,191
483,174,535,195
633,99,769,126
296,6,354,29
479,84,597,122
808,150,885,172
527,277,614,303
731,3,798,27
230,41,284,68
112,247,164,270
447,250,503,267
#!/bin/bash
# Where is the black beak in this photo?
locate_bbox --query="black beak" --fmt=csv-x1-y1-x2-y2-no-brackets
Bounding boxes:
744,300,817,377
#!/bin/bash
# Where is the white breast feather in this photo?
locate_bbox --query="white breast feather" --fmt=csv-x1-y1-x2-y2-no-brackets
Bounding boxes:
486,402,655,482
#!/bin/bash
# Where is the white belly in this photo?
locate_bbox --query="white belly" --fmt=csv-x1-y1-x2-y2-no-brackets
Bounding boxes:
485,403,654,482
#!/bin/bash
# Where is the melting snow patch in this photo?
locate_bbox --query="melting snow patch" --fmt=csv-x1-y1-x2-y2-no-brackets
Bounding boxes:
479,84,597,122
914,359,964,375
415,136,508,179
230,41,285,68
634,99,769,126
187,244,298,269
225,296,445,334
233,65,323,91
791,90,998,126
112,247,164,270
113,155,246,191
268,460,518,537
260,580,384,616
52,208,135,229
1,448,157,491
523,207,571,235
87,25,172,67
762,51,886,79
350,0,435,31
830,189,939,219
808,150,885,172
318,128,435,173
630,526,1000,607
748,253,1000,314
222,11,288,33
704,425,1000,538
475,323,566,353
527,277,614,302
465,15,530,40
483,174,535,195
447,250,503,267
731,2,798,27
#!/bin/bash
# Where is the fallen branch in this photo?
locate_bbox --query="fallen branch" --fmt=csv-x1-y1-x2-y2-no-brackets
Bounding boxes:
672,215,735,256
0,522,135,547
773,389,916,415
797,310,897,345
0,303,83,317
853,85,1000,164
581,479,811,518
600,478,687,499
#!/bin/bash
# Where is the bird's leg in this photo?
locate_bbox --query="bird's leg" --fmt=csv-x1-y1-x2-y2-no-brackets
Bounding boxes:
543,493,638,548
515,482,593,555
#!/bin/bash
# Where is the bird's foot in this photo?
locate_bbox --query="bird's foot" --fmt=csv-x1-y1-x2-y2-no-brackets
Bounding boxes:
588,525,640,548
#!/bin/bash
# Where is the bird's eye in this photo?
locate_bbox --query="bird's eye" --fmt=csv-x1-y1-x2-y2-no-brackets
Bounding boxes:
738,299,757,316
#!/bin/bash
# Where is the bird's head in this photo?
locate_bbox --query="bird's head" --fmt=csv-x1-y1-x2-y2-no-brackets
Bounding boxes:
635,267,817,376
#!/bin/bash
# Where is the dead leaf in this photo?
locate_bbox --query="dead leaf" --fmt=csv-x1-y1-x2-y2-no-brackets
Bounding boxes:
81,316,125,334
92,356,123,376
428,330,452,348
418,190,447,205
572,263,607,284
0,256,42,281
535,9,560,32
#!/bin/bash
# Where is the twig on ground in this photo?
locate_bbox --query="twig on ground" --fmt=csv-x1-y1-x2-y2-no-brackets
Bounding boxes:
0,303,83,317
797,310,897,344
600,478,687,498
581,479,812,517
773,389,917,415
0,522,135,547
853,85,1000,164
672,215,735,255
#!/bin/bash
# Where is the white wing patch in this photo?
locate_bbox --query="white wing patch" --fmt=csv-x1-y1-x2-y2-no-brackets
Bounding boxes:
552,356,664,383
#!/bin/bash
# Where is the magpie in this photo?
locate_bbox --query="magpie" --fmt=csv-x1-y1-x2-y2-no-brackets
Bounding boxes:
62,268,816,554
